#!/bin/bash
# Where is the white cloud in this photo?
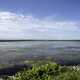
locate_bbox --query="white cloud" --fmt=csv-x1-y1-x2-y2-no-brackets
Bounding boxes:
0,11,79,39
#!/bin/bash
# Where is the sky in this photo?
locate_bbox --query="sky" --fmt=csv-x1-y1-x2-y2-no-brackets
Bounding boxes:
0,0,80,40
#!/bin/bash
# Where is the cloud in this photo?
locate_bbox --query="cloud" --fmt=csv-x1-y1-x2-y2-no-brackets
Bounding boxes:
0,11,79,39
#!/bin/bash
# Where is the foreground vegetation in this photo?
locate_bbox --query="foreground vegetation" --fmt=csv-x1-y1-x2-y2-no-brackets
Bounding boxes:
0,62,80,80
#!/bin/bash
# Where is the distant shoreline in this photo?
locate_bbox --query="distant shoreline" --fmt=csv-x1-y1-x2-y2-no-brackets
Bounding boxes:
0,40,80,42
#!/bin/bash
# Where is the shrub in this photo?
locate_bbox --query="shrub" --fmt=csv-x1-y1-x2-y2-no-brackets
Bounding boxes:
8,63,60,80
2,62,80,80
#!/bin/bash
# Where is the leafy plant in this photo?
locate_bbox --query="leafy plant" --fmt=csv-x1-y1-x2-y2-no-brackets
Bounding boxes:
1,62,80,80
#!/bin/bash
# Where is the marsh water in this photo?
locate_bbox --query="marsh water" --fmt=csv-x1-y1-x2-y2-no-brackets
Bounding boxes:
0,41,80,66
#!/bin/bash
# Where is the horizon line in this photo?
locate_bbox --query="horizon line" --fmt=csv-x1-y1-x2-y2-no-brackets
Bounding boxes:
0,39,80,42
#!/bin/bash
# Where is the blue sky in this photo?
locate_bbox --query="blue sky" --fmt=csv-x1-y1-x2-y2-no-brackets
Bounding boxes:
0,0,80,39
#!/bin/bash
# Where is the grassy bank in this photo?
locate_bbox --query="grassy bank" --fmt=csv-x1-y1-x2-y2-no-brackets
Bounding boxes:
0,61,80,80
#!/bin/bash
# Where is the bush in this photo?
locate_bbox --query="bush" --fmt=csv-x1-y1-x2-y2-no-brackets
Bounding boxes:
2,62,80,80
